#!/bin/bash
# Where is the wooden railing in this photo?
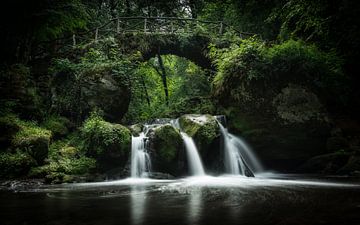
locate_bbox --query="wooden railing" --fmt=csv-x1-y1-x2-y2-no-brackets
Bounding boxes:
70,17,260,46
33,17,260,57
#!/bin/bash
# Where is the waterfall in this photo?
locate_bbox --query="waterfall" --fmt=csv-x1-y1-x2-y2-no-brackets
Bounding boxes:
217,121,263,176
131,132,151,178
180,132,206,176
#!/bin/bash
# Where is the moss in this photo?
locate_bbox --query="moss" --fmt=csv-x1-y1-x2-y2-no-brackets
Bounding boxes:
8,117,51,164
41,115,70,138
129,123,144,137
81,113,131,156
194,121,219,151
178,115,202,137
0,114,21,149
179,114,220,152
0,151,36,178
153,125,182,162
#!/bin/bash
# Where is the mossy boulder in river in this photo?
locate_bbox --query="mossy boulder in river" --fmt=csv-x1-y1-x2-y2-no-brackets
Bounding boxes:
81,114,131,172
147,124,185,176
179,114,221,173
11,120,51,165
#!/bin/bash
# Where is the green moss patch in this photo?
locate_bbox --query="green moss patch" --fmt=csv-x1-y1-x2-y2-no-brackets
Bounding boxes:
153,125,182,162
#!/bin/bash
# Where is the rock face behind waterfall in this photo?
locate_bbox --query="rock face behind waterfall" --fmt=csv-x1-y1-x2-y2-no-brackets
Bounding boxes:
179,114,222,173
147,124,186,176
51,67,131,123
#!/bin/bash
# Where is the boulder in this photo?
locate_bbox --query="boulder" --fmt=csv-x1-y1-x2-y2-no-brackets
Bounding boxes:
147,124,185,176
326,136,349,152
51,67,131,123
129,123,144,137
218,85,332,172
337,155,360,175
298,152,350,174
81,115,132,172
179,114,221,173
12,123,51,165
0,151,36,178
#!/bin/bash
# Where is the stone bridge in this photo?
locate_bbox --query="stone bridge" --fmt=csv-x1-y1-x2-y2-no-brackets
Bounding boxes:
67,17,259,69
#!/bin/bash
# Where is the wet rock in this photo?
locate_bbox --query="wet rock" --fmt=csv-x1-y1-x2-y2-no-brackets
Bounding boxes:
147,124,185,176
51,68,131,123
179,114,224,173
298,152,350,174
148,172,175,179
326,136,349,152
81,116,132,172
337,155,360,175
129,123,144,137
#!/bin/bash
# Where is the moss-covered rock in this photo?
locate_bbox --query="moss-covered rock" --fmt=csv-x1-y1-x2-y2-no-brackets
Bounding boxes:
11,119,51,165
147,124,185,176
30,140,97,184
179,114,221,173
0,151,36,178
81,114,131,172
51,62,131,123
41,115,72,139
0,114,21,150
179,114,220,151
153,125,183,162
129,123,144,137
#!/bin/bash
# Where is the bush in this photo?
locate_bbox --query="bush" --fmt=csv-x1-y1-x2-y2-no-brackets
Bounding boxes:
81,112,131,156
210,38,348,107
12,119,51,164
30,139,96,183
0,151,36,178
41,115,71,139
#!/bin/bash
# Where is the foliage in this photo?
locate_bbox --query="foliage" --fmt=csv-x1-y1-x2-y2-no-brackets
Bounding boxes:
124,55,214,123
29,137,96,183
41,115,71,138
50,43,135,123
210,38,348,107
12,120,51,147
81,111,131,156
0,151,36,178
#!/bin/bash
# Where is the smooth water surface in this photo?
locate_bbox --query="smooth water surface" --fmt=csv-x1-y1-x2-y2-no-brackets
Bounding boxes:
1,175,360,225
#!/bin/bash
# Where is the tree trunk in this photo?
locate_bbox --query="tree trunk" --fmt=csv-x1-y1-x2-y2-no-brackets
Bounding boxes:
156,53,169,106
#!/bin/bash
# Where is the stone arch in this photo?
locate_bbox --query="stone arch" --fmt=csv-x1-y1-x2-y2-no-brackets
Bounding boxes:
116,33,214,70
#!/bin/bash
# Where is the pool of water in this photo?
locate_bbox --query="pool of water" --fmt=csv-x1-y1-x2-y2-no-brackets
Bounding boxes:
1,174,360,225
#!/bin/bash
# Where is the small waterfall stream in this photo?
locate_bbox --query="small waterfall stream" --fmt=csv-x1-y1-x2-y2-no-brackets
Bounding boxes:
130,116,261,178
216,117,263,176
131,132,151,178
180,132,206,176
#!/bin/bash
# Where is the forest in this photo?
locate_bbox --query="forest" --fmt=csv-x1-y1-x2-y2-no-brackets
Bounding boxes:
1,1,360,225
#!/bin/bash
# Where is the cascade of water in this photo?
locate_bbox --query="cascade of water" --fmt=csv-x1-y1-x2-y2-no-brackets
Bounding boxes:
131,132,151,178
217,121,263,176
180,132,206,176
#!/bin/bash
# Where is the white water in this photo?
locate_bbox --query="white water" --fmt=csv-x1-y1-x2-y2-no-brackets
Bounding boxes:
180,132,206,176
218,122,263,175
131,132,151,178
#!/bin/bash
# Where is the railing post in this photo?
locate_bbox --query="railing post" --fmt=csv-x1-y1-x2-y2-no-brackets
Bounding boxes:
144,18,147,33
171,21,174,33
95,27,98,42
117,18,120,33
72,34,76,47
219,22,223,34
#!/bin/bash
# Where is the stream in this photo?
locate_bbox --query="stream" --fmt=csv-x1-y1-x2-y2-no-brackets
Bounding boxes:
1,174,360,225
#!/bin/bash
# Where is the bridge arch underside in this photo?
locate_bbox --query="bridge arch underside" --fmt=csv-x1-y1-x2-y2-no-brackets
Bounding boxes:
116,33,214,70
